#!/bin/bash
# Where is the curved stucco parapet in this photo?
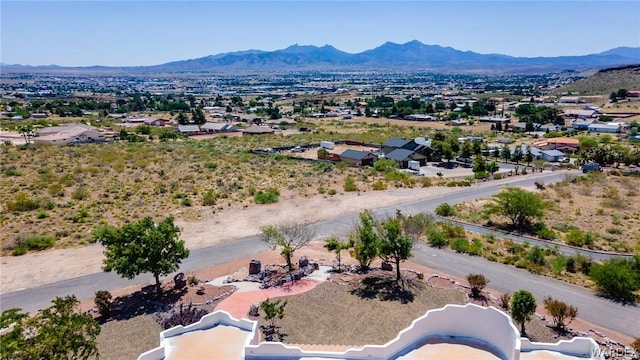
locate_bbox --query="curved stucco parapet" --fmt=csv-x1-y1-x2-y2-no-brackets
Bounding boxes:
137,310,258,360
521,337,602,359
245,303,521,360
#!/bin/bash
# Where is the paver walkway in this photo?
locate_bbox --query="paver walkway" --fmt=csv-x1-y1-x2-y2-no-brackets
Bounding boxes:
212,266,332,319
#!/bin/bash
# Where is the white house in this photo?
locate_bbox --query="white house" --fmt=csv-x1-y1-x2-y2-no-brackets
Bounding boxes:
33,123,107,144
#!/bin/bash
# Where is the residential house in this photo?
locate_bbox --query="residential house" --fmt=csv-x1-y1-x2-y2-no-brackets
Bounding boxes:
176,124,201,136
143,118,167,127
531,137,579,153
200,122,238,133
540,149,566,162
242,124,275,136
587,122,622,134
564,109,597,118
478,116,510,124
572,118,595,130
405,114,436,121
385,148,427,168
33,123,107,144
339,149,377,167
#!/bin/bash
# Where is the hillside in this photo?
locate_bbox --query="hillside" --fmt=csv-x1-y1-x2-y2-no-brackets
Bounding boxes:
555,64,640,95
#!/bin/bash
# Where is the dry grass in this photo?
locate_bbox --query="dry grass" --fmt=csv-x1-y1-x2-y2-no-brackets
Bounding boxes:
97,315,161,360
250,275,465,346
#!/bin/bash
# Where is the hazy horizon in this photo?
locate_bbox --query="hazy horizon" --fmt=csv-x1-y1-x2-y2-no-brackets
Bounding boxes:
2,1,639,67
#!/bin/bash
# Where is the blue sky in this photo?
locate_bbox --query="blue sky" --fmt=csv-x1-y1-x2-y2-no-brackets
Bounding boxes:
2,1,639,66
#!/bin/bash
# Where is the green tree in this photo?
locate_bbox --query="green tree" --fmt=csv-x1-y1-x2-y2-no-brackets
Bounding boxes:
191,108,206,124
324,236,352,271
1,296,100,360
378,218,413,281
94,216,190,295
588,258,639,302
460,141,474,158
486,161,500,176
176,112,189,125
485,187,549,229
472,155,487,177
510,289,537,335
350,210,380,271
261,222,317,272
260,298,287,341
511,146,524,164
501,145,512,162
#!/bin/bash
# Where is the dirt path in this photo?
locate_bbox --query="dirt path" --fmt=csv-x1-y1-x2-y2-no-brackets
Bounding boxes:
0,186,460,294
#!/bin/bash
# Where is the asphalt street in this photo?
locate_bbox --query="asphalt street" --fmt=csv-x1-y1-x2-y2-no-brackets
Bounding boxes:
1,171,638,337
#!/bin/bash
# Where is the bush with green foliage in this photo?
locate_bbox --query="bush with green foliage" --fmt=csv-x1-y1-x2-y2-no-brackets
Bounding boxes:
589,257,640,302
94,290,112,317
427,229,448,248
260,298,287,340
1,296,100,360
451,238,470,253
12,234,56,256
435,203,456,217
6,192,54,212
344,176,358,192
254,188,280,204
371,180,386,190
510,289,537,335
485,187,549,229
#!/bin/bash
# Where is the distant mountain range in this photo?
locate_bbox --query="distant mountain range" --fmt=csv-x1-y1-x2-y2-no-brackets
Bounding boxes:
3,41,640,74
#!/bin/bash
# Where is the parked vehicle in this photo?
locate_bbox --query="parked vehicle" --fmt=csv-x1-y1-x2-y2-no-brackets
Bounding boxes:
582,163,601,173
320,141,335,150
291,146,304,153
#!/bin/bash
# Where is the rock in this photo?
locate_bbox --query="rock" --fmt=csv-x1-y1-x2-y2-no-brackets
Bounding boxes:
381,261,393,271
298,256,309,268
311,261,319,270
249,259,261,274
248,303,260,317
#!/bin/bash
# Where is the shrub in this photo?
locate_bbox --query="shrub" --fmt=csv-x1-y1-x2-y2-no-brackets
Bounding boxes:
500,292,511,311
205,161,218,170
536,226,557,240
254,188,280,204
48,183,64,197
525,246,546,266
632,338,640,355
6,192,39,212
202,190,217,206
435,203,455,217
371,180,386,190
157,303,208,330
327,189,337,195
181,197,192,206
427,229,448,248
451,238,469,253
373,158,397,173
94,290,112,317
468,238,483,256
317,148,330,157
12,234,56,255
589,258,639,302
313,162,333,173
543,296,578,330
467,273,489,297
343,176,357,192
72,187,90,201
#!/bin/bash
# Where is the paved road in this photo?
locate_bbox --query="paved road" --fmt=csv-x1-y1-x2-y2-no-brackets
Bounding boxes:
2,171,638,337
